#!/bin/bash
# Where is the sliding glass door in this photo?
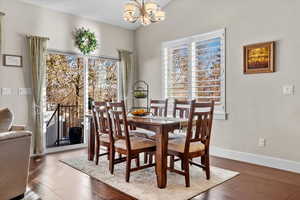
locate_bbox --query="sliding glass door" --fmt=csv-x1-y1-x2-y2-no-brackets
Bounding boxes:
45,53,85,149
45,52,119,151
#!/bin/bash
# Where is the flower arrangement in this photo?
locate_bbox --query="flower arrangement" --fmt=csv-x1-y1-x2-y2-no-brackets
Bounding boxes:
74,27,98,55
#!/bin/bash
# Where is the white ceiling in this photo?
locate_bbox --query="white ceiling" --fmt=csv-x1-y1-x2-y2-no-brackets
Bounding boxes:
20,0,172,30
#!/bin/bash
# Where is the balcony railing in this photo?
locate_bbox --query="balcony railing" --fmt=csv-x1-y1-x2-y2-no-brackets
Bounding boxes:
46,104,84,148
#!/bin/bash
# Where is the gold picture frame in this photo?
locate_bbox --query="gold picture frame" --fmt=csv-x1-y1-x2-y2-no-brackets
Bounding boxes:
243,41,275,74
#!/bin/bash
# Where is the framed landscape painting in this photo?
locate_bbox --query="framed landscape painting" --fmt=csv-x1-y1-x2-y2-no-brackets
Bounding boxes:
243,41,275,74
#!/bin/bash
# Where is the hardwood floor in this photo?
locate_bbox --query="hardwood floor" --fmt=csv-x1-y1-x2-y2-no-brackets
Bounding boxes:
28,149,300,200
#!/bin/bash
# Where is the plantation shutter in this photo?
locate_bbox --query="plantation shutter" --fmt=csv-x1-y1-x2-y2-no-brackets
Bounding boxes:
163,29,226,117
163,40,191,100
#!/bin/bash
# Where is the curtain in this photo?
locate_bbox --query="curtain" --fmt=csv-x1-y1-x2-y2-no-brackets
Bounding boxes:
118,50,136,109
0,13,4,53
27,36,48,154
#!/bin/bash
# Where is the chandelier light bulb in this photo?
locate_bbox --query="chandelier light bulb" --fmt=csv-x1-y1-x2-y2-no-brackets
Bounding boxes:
124,3,137,14
154,10,166,21
145,2,158,15
123,12,136,23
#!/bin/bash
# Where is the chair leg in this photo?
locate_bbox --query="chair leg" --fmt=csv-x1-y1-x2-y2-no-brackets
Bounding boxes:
201,156,206,171
170,155,175,170
126,155,132,182
95,141,100,165
107,146,110,160
181,159,184,170
184,158,190,187
109,147,115,174
144,152,148,164
149,152,153,164
205,154,210,180
135,154,140,167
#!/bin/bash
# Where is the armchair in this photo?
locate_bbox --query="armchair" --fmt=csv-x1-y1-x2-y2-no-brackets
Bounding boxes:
0,108,32,200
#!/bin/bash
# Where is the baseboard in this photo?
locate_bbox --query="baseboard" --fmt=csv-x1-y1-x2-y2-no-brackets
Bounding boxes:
210,146,300,174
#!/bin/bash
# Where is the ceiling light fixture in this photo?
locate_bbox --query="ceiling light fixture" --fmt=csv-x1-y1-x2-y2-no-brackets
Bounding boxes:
123,0,166,26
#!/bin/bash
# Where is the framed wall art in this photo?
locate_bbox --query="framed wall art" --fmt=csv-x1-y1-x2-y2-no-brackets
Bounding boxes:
243,41,275,74
3,54,23,67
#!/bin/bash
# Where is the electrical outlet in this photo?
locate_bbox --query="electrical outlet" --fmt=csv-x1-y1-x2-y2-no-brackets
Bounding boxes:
283,85,294,96
258,138,266,147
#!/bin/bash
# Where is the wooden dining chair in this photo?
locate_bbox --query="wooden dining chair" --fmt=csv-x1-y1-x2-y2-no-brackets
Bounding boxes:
150,99,168,117
171,99,192,140
134,99,169,140
107,101,156,182
168,100,214,187
92,101,112,165
173,99,191,119
140,99,169,164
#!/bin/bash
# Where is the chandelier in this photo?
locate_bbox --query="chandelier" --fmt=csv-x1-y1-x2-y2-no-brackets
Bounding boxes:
123,0,166,26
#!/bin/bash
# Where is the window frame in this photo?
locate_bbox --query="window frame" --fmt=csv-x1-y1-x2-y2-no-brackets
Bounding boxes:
162,29,226,120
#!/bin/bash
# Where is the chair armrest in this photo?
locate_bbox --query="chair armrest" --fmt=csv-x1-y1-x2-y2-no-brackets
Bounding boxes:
10,125,26,131
0,131,32,142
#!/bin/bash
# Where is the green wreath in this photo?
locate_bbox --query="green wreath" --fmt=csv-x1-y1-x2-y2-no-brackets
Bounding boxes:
74,27,98,55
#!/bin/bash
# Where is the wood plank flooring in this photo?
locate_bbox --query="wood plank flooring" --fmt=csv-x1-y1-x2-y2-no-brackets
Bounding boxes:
28,149,300,200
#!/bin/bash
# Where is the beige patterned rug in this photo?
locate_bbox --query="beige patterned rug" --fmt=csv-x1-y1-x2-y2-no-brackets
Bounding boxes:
21,189,41,200
61,156,239,200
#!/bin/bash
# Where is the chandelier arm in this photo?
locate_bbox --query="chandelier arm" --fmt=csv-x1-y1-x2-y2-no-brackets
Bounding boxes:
150,19,159,23
133,0,143,10
130,16,139,23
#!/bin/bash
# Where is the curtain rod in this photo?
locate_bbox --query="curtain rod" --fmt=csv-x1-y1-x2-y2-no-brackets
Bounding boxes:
26,35,50,40
48,49,121,61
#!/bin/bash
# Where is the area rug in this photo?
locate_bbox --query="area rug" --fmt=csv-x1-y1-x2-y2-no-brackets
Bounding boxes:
61,156,239,200
21,189,41,200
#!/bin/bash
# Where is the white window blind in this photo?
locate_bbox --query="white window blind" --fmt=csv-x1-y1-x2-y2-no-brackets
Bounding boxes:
162,29,226,118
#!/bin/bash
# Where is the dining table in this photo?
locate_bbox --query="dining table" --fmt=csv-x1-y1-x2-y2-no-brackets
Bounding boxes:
87,115,188,189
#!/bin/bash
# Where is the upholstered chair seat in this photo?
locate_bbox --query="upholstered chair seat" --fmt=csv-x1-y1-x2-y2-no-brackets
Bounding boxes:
98,134,111,143
168,138,205,153
114,136,156,150
99,133,137,143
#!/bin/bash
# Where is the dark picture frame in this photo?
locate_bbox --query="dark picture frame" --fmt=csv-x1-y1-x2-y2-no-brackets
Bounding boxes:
243,41,275,74
3,54,23,67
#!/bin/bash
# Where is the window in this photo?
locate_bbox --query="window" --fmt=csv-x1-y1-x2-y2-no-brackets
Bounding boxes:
46,53,84,110
88,58,119,102
46,53,119,110
163,29,226,119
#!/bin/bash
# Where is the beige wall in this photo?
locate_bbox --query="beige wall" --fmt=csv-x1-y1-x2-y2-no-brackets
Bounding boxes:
0,0,134,129
1,0,299,163
136,0,300,162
